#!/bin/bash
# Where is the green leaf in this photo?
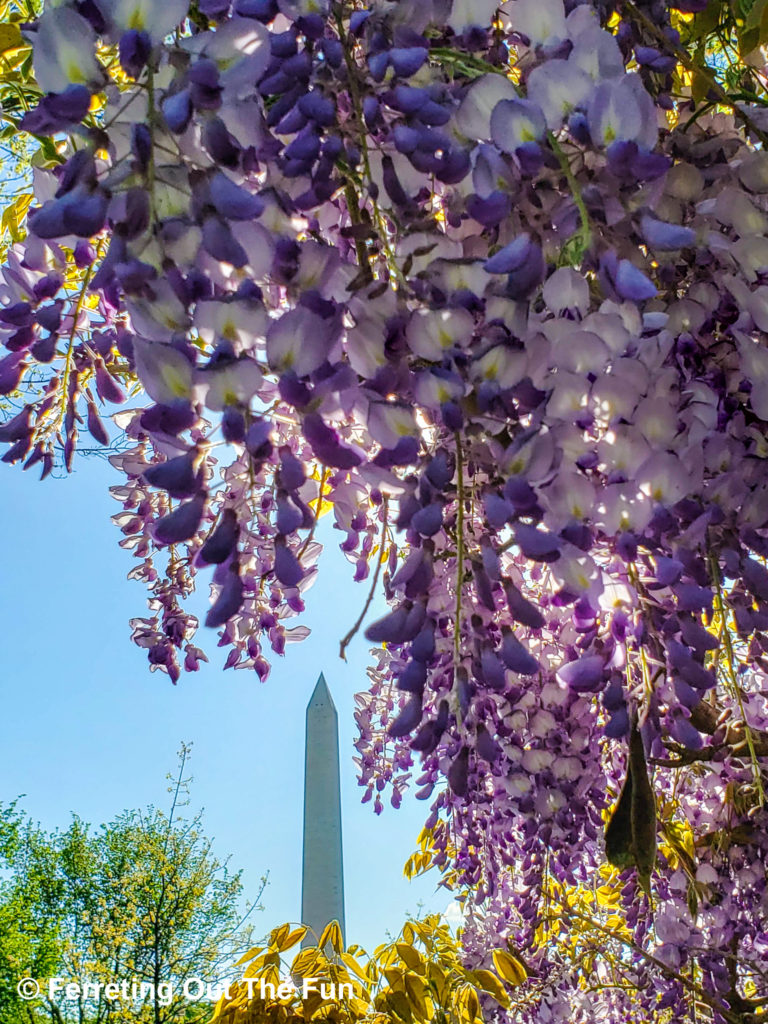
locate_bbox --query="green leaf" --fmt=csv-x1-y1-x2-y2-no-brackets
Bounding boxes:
0,22,22,54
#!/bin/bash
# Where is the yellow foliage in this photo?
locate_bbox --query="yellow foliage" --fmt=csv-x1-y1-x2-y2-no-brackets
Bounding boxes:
491,949,527,987
211,915,515,1024
1,193,32,245
0,21,22,54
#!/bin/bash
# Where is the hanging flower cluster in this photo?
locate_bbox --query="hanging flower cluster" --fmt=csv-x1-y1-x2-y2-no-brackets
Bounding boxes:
2,0,768,1018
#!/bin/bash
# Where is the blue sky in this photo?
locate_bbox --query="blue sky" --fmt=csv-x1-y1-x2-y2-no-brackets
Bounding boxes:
0,448,451,954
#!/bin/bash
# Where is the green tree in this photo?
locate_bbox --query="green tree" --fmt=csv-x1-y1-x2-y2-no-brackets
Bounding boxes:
0,746,265,1024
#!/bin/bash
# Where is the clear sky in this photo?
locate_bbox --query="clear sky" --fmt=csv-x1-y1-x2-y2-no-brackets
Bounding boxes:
0,447,451,955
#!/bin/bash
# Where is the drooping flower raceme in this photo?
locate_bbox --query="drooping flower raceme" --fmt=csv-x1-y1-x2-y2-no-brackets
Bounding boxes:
2,0,768,1019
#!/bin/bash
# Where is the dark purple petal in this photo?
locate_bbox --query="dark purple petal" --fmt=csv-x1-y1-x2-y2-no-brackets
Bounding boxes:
0,352,25,394
389,85,429,113
654,556,684,587
504,581,545,629
203,117,240,166
200,0,231,14
397,659,427,694
205,567,244,628
504,476,537,511
680,660,716,691
36,302,63,332
96,362,126,401
606,140,670,181
381,154,412,208
674,583,713,612
56,150,96,197
556,654,606,692
605,706,630,738
389,47,427,77
131,123,152,171
163,89,192,133
485,493,513,529
303,412,362,469
475,725,502,763
32,272,63,302
198,509,239,565
119,28,151,78
277,447,305,491
514,523,561,562
202,216,248,266
410,719,442,755
679,617,718,656
139,401,197,436
411,621,435,662
143,452,198,498
0,408,31,442
245,417,274,462
484,234,532,274
500,629,539,675
122,188,151,239
62,189,108,237
640,214,696,251
372,435,420,469
478,646,507,691
614,259,657,302
31,335,56,362
674,676,702,710
28,202,67,239
466,191,511,227
297,91,336,125
275,496,303,535
411,502,443,537
20,84,91,133
274,542,304,587
222,405,246,443
209,172,264,220
472,561,495,612
0,302,33,327
507,243,544,298
669,715,703,750
87,403,109,445
742,557,768,601
447,746,470,797
388,695,423,738
153,492,206,545
366,606,408,643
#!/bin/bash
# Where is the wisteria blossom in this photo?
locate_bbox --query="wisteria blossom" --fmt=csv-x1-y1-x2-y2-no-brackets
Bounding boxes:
2,0,768,1020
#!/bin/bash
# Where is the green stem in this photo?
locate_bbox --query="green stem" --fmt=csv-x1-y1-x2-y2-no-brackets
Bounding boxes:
548,133,592,254
342,181,372,280
708,552,766,807
452,434,465,721
333,5,406,287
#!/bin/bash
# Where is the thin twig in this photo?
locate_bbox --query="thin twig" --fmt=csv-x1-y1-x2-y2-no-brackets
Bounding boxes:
339,495,389,661
621,0,768,145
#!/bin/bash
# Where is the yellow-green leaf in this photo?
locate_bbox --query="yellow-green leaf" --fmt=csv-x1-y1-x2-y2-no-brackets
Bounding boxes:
318,919,344,954
1,194,32,244
234,944,263,966
0,22,21,54
276,925,307,951
469,969,510,1007
268,923,291,950
395,943,424,973
340,951,370,984
492,949,527,987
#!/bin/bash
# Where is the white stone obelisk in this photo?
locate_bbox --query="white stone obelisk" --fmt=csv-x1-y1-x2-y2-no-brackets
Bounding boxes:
301,673,345,948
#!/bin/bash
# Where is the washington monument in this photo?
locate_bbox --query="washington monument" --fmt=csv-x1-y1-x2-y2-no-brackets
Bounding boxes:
301,672,346,947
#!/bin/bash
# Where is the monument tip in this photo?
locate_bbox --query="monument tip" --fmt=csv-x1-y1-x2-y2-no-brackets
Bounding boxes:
307,672,335,711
